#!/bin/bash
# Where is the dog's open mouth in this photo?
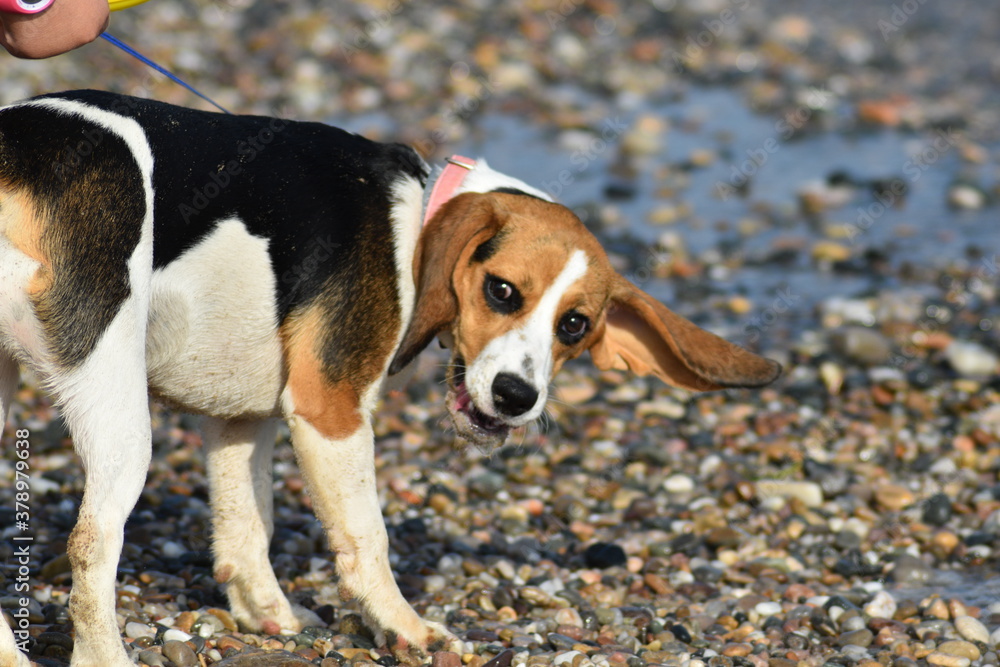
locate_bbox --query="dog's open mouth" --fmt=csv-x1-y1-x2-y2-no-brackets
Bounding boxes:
447,358,510,447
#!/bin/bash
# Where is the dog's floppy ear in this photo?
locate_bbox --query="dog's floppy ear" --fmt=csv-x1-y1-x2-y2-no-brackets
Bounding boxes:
589,277,781,391
389,193,501,375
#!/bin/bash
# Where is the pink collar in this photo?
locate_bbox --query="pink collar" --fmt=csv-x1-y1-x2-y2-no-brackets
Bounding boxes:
423,155,476,226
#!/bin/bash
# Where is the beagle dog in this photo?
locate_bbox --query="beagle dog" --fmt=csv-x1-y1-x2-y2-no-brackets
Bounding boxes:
0,90,780,667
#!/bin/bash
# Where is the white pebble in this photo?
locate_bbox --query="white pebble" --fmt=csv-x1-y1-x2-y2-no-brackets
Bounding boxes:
162,628,192,643
668,570,694,586
757,480,823,508
554,607,584,628
945,340,999,378
955,615,991,644
553,650,586,665
125,621,155,639
663,474,695,494
863,590,898,619
494,559,516,580
948,184,985,210
699,454,722,476
160,541,185,559
540,578,565,595
436,553,463,575
755,601,782,616
423,574,446,593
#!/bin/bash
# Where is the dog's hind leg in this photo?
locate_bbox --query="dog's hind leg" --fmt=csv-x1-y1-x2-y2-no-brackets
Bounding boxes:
0,355,30,667
204,417,322,634
50,298,152,667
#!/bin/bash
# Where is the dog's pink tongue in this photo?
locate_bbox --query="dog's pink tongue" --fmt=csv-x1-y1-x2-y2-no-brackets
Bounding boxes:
454,383,471,412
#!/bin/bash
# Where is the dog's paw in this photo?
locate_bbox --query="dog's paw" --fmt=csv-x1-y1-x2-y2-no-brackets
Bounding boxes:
234,601,316,636
386,620,462,666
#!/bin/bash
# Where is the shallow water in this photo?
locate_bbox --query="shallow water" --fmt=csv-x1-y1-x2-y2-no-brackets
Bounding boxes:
893,569,1000,612
445,86,999,309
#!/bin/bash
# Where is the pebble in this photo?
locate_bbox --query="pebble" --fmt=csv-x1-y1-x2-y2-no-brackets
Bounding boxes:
925,653,971,667
663,474,695,494
944,340,999,377
163,629,194,643
754,602,782,617
126,622,156,640
552,650,586,666
213,652,315,666
863,591,897,619
830,327,892,365
432,651,463,667
936,640,980,661
756,480,824,507
954,615,991,644
838,629,874,647
874,484,915,511
583,543,627,569
947,184,986,210
162,640,199,667
922,493,953,526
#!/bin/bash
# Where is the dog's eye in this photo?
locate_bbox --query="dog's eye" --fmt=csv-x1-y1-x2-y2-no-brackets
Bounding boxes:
484,275,522,314
557,311,589,344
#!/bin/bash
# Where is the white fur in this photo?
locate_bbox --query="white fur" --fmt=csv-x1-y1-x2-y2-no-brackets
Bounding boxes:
146,218,284,418
466,249,589,426
447,158,553,202
388,175,425,355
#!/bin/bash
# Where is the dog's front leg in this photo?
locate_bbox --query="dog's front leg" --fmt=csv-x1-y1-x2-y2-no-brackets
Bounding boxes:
286,413,458,663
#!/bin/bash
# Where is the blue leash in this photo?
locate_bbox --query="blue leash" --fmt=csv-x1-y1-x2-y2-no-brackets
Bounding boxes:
99,32,233,115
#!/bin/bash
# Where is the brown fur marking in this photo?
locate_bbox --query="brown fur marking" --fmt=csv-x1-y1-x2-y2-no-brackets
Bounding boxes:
282,306,364,440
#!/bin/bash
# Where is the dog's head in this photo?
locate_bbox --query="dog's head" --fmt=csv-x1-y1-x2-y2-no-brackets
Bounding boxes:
390,183,780,449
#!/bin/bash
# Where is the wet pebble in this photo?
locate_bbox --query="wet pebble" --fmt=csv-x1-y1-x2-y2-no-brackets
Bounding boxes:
954,615,990,644
162,640,199,667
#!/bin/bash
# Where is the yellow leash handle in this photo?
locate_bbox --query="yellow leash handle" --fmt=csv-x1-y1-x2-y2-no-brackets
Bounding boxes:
109,0,151,10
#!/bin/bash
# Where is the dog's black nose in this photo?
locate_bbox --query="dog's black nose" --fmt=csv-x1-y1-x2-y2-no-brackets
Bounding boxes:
492,373,539,417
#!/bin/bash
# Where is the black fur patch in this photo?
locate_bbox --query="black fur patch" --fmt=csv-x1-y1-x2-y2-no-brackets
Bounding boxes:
0,103,144,368
492,186,545,201
471,233,503,263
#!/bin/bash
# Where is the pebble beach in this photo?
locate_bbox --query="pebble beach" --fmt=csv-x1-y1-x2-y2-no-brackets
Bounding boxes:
2,1,1000,666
